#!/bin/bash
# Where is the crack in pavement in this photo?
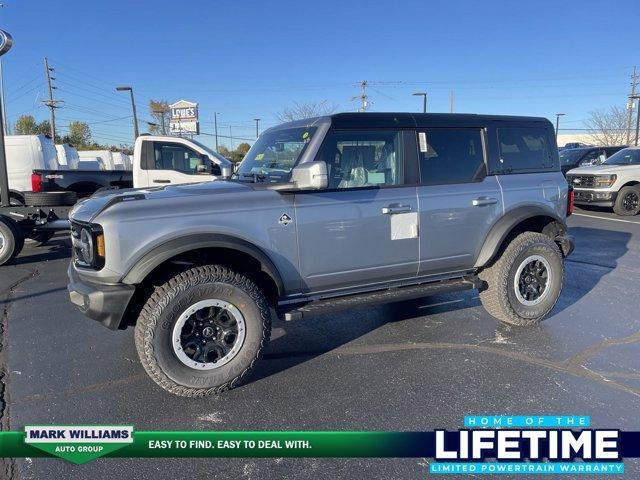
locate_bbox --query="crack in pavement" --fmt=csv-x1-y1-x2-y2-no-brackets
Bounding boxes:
0,265,40,480
564,330,640,370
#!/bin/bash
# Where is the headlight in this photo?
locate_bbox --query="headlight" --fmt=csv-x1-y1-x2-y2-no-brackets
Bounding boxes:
71,222,105,269
79,228,94,265
594,174,617,188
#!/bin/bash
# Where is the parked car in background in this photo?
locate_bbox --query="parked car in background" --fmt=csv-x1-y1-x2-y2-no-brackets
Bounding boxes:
132,135,231,188
567,147,640,216
559,142,592,151
77,159,104,170
3,134,59,204
68,113,574,396
55,143,80,170
559,146,625,175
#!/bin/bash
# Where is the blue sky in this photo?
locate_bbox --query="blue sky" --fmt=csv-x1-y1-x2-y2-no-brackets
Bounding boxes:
1,0,638,148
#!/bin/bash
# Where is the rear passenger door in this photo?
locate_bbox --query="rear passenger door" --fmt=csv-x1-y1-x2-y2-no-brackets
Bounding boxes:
416,128,503,274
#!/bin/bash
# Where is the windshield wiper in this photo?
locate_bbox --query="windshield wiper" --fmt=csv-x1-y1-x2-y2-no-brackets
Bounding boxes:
236,172,268,183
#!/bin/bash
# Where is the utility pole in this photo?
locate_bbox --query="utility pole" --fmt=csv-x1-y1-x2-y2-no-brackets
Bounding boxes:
626,67,638,145
229,125,233,150
555,113,565,138
352,80,370,112
43,57,61,140
213,112,219,152
253,118,260,138
632,93,640,146
449,91,454,113
412,92,427,113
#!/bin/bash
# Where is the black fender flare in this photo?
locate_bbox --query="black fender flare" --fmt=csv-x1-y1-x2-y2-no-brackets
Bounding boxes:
474,206,567,267
121,233,284,296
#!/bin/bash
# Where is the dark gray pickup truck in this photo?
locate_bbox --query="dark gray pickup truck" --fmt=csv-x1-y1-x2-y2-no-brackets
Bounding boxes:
30,168,132,200
67,113,575,397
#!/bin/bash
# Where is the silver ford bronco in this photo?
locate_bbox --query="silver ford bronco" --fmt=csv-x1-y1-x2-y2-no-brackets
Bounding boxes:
68,113,574,396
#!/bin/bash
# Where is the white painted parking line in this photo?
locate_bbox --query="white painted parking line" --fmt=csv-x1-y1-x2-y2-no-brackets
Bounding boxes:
573,213,640,225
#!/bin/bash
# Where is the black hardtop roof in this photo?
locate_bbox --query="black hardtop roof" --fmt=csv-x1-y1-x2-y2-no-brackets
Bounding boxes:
267,112,553,132
328,112,551,128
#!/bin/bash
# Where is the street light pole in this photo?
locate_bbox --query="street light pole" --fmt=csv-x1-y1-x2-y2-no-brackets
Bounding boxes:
413,92,427,113
116,85,139,143
214,112,219,153
253,118,260,138
555,113,565,139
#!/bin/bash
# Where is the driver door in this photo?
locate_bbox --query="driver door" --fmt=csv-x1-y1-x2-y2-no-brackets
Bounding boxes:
293,129,419,293
145,141,212,186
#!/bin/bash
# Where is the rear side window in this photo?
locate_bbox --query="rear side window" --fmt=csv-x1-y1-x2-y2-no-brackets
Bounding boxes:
417,128,485,185
497,127,554,172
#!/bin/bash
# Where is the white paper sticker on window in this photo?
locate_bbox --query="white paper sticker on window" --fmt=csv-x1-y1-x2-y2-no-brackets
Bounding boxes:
418,132,428,153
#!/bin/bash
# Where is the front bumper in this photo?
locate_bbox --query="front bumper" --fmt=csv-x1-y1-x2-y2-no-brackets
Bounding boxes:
67,264,135,330
573,189,617,207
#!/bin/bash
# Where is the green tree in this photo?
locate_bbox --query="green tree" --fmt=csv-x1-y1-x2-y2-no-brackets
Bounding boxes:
229,142,251,162
35,120,52,136
66,121,92,147
14,115,38,135
217,145,231,159
148,99,170,135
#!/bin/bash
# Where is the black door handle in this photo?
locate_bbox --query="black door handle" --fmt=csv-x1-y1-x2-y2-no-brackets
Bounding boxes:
153,179,171,184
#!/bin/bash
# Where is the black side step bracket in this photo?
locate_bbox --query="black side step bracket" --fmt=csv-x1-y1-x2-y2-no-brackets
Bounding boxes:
280,277,478,321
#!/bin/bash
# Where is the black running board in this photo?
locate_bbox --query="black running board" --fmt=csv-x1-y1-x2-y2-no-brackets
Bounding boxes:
279,277,478,321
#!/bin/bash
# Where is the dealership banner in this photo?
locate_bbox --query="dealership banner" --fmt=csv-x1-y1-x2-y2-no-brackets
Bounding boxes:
0,416,639,472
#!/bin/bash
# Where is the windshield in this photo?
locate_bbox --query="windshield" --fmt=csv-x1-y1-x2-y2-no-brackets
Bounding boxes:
603,148,640,166
559,149,587,166
236,127,317,182
188,138,229,163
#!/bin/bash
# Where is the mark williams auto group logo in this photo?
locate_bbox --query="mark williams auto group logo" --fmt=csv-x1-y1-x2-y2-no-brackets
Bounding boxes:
24,425,133,464
430,415,623,475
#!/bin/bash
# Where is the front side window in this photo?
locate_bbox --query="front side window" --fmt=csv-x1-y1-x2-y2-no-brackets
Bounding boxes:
417,128,485,185
153,142,203,174
603,148,640,165
316,129,403,189
237,127,316,183
497,127,554,172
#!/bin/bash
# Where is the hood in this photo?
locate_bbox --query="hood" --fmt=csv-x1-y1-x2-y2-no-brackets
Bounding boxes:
566,164,635,176
70,180,252,223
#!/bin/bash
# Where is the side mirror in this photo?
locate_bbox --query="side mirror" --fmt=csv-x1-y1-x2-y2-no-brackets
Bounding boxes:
211,163,222,176
290,161,328,190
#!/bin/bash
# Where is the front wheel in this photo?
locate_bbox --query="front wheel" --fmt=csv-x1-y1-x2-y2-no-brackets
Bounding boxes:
479,232,564,326
613,186,640,216
134,265,271,396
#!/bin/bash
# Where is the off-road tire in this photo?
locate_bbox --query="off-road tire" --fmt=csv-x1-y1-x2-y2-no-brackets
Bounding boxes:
0,216,24,266
23,191,78,207
134,265,271,396
613,185,640,216
479,232,563,326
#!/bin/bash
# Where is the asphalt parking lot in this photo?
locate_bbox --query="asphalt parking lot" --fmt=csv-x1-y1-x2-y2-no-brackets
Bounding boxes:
1,207,639,479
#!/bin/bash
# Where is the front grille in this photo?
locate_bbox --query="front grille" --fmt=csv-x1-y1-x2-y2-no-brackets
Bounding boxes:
567,175,595,188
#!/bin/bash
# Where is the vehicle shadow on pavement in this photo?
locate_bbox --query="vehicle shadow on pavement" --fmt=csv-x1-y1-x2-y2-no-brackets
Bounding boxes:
13,236,71,266
251,226,631,385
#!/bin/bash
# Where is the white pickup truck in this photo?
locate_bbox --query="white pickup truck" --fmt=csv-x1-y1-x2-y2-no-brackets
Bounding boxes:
132,135,232,188
567,146,640,216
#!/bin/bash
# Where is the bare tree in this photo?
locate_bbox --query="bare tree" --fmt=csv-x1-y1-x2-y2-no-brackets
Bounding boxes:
276,101,338,122
148,100,171,135
584,106,629,146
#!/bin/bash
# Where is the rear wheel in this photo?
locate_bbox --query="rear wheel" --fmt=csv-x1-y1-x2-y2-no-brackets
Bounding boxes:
134,265,271,396
0,217,24,266
479,232,564,326
613,186,640,216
